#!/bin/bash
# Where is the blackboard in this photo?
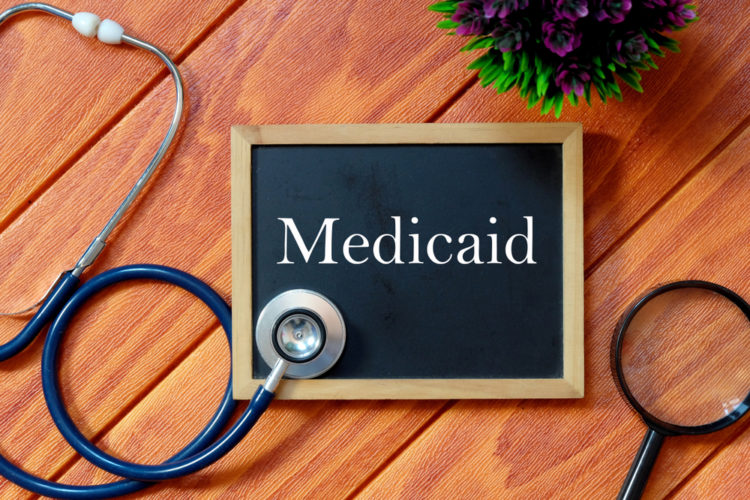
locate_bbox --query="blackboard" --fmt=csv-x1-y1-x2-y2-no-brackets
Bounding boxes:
232,124,583,399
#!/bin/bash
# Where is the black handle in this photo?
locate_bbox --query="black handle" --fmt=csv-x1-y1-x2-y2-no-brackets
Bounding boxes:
617,428,665,500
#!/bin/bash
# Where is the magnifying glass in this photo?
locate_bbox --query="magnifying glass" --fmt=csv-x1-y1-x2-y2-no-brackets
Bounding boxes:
611,280,750,500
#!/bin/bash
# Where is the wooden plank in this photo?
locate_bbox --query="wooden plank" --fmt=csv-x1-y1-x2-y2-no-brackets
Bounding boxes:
0,1,476,497
670,425,750,498
0,0,242,234
439,0,750,266
356,128,750,498
2,2,743,499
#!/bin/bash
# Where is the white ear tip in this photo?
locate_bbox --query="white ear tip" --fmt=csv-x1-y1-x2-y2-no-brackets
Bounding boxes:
72,12,100,38
97,19,124,45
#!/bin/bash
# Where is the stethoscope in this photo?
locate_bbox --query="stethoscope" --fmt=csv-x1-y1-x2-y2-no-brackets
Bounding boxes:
0,4,343,498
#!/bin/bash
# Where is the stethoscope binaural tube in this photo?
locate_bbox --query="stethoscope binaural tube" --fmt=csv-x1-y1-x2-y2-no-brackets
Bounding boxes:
0,1,183,360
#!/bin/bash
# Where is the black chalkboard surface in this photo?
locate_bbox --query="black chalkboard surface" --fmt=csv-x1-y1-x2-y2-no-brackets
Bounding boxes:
232,124,583,399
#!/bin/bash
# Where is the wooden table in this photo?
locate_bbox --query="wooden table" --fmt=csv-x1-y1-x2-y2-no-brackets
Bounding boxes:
0,1,746,498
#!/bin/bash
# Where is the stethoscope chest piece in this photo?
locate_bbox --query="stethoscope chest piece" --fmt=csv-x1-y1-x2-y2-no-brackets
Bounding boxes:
256,289,345,378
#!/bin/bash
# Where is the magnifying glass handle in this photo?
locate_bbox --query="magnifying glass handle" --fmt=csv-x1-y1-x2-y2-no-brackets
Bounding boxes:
617,428,665,500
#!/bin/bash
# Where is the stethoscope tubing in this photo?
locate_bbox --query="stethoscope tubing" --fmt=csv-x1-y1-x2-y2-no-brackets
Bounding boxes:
0,268,240,498
0,272,79,360
0,265,275,497
0,4,276,497
41,265,274,482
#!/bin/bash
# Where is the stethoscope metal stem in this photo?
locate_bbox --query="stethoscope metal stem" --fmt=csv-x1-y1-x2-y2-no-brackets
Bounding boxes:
73,34,184,277
0,3,184,284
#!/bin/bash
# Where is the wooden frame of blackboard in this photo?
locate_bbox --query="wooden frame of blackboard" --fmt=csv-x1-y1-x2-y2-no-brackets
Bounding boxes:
232,123,583,400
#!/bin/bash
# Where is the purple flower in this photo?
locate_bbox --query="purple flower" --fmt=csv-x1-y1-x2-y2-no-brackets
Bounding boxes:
543,19,582,57
452,1,491,36
644,0,696,30
491,18,529,52
484,0,530,18
555,0,589,21
594,0,632,23
555,62,591,96
613,32,648,64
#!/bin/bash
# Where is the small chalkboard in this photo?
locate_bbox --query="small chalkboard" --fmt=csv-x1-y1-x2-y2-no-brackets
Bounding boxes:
232,123,583,399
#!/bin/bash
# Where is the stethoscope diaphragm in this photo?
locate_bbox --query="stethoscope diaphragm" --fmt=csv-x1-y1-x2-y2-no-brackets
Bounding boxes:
256,289,346,379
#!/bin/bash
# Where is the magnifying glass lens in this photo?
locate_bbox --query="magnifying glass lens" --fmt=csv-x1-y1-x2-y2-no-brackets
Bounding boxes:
620,287,750,427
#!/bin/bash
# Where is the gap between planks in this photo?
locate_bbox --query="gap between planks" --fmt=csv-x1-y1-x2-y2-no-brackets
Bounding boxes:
665,418,750,498
11,17,748,499
22,8,492,494
36,87,750,497
584,114,750,281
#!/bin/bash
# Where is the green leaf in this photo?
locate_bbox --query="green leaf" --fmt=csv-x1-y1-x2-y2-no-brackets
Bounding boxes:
540,95,555,115
616,69,643,92
584,82,592,106
642,33,661,50
519,69,533,96
502,51,515,71
488,71,509,88
437,19,459,30
592,56,602,67
594,81,608,103
527,89,542,109
644,55,659,69
496,73,518,93
535,64,553,97
651,32,681,52
467,53,493,70
594,66,606,79
596,76,613,97
609,81,623,101
567,92,579,106
479,64,504,86
461,37,494,52
536,73,549,97
428,1,458,13
649,46,666,57
520,51,529,73
554,93,564,118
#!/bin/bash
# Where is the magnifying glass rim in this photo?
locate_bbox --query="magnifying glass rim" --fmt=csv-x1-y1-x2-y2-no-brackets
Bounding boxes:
613,280,750,436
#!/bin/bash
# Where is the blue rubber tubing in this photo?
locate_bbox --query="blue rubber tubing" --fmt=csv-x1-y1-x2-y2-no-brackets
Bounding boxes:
41,264,274,483
0,264,237,498
0,271,80,361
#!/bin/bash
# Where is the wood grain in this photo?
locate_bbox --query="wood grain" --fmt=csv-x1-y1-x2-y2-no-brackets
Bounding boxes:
671,425,750,499
0,0,475,497
358,128,750,499
55,327,446,499
0,0,745,498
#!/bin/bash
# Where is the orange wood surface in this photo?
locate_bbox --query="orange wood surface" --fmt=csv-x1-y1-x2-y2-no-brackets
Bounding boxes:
0,0,746,499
